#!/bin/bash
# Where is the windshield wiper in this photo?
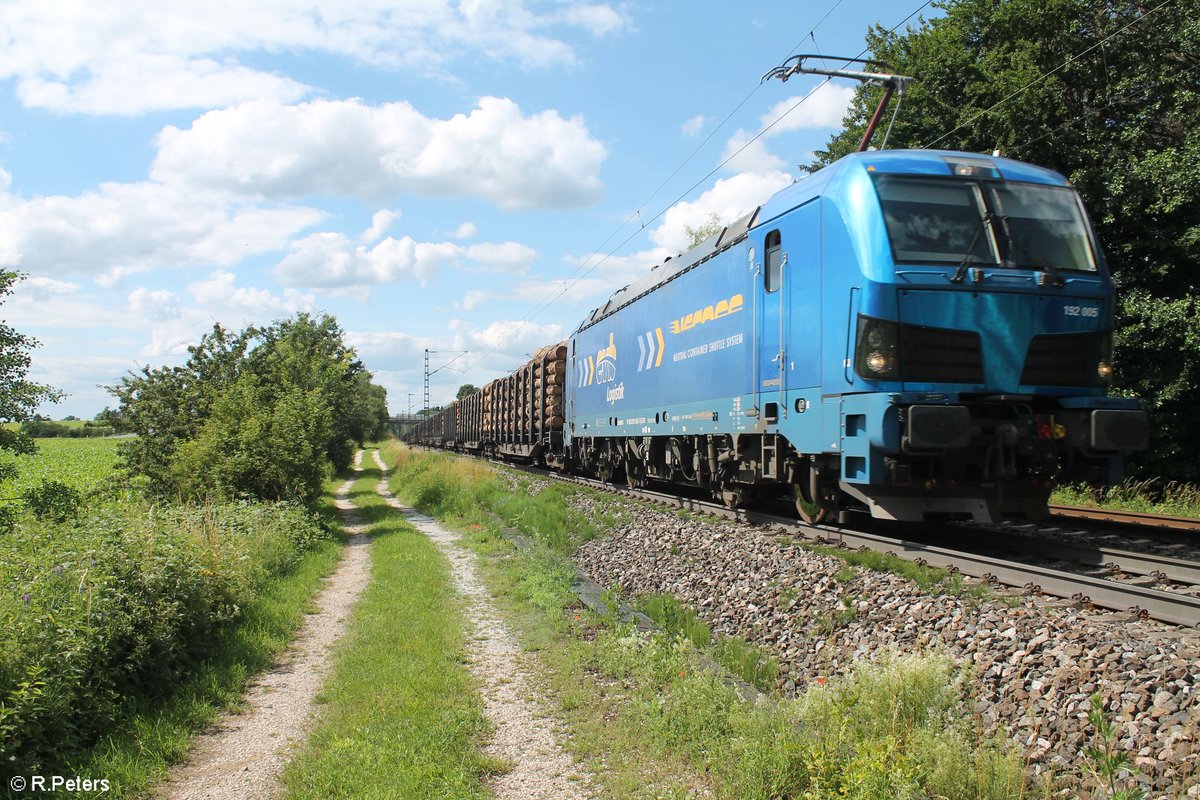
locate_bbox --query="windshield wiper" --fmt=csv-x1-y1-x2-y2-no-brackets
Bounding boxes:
950,211,993,283
988,190,1064,287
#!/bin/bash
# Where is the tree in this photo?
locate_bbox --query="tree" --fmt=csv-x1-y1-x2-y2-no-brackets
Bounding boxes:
812,0,1200,480
110,313,389,504
355,375,389,441
456,383,478,399
683,213,726,250
0,272,63,467
109,323,254,493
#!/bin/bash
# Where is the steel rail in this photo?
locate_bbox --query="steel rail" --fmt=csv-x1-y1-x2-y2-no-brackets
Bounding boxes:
1049,504,1200,533
942,526,1200,586
803,524,1200,628
548,471,1200,628
473,457,1200,627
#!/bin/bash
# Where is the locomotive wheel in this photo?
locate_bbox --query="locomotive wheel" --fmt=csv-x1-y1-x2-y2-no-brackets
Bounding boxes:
793,483,828,524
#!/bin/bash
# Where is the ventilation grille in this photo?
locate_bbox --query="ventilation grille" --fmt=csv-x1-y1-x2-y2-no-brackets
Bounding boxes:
1021,331,1105,387
900,324,984,384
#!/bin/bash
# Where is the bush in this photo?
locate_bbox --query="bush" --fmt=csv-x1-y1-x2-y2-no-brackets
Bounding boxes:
20,480,84,521
18,420,69,438
0,499,330,778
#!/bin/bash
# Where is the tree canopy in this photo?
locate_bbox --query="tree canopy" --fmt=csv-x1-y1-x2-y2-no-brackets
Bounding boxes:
110,313,389,504
814,0,1200,480
0,272,62,467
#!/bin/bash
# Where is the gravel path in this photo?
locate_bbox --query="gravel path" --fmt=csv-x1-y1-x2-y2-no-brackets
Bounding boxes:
157,452,372,800
370,449,596,800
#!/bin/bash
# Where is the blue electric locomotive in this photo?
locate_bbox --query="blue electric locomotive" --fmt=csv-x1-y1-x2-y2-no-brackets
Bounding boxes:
565,149,1147,523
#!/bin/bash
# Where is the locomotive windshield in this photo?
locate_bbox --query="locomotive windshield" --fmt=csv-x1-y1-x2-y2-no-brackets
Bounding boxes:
874,175,1097,272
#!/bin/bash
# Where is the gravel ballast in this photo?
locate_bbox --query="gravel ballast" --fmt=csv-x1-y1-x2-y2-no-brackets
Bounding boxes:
567,491,1200,797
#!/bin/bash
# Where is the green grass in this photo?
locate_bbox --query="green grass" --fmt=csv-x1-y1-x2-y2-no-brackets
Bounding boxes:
1053,477,1200,518
382,443,1042,800
281,452,497,799
636,593,780,692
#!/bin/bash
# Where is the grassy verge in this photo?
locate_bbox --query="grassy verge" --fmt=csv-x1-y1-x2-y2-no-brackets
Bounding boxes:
383,444,1042,799
0,464,350,797
281,451,497,799
73,536,343,796
1052,477,1200,518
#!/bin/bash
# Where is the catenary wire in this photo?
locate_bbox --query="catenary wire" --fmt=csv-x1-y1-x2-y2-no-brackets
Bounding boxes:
445,0,934,389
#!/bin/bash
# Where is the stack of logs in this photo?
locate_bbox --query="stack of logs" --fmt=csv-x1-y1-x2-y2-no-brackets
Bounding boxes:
533,342,567,431
478,340,567,440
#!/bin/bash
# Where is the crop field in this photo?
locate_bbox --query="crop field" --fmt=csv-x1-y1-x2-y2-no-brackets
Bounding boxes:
0,436,121,501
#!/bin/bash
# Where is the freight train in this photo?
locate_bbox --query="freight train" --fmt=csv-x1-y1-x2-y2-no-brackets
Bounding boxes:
409,148,1147,524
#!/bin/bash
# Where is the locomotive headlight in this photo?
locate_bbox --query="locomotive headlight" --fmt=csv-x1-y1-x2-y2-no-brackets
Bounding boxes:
855,315,901,380
866,350,894,374
1096,331,1114,386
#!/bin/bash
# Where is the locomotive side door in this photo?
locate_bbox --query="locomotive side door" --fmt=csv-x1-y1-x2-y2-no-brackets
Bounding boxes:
756,227,785,419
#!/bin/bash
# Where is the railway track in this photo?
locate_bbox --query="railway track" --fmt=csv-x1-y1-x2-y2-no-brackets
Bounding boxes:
491,457,1200,627
1049,503,1200,532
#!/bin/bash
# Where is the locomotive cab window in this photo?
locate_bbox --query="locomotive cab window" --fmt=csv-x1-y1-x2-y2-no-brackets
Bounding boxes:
873,175,1098,272
990,183,1096,272
764,230,782,292
875,176,997,265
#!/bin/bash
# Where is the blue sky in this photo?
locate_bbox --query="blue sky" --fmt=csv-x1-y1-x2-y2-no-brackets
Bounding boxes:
1,0,933,418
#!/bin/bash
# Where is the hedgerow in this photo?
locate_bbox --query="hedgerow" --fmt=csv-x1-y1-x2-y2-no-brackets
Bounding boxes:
0,498,330,779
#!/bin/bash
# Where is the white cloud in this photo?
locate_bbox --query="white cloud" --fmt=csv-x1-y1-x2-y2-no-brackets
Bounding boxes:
451,221,477,240
759,83,856,133
458,290,489,311
345,331,431,372
652,171,794,253
681,114,707,137
276,233,425,288
152,97,607,210
465,242,536,274
448,318,565,372
720,130,786,173
0,180,323,279
27,353,138,413
559,4,627,35
2,291,128,329
275,231,536,288
0,1,632,115
717,82,855,178
187,270,316,317
17,55,308,116
24,276,80,297
361,209,400,244
127,287,181,321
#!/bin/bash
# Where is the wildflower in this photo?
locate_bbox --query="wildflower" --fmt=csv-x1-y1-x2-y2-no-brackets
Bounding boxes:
21,593,31,604
679,671,685,678
52,565,64,576
816,676,826,686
